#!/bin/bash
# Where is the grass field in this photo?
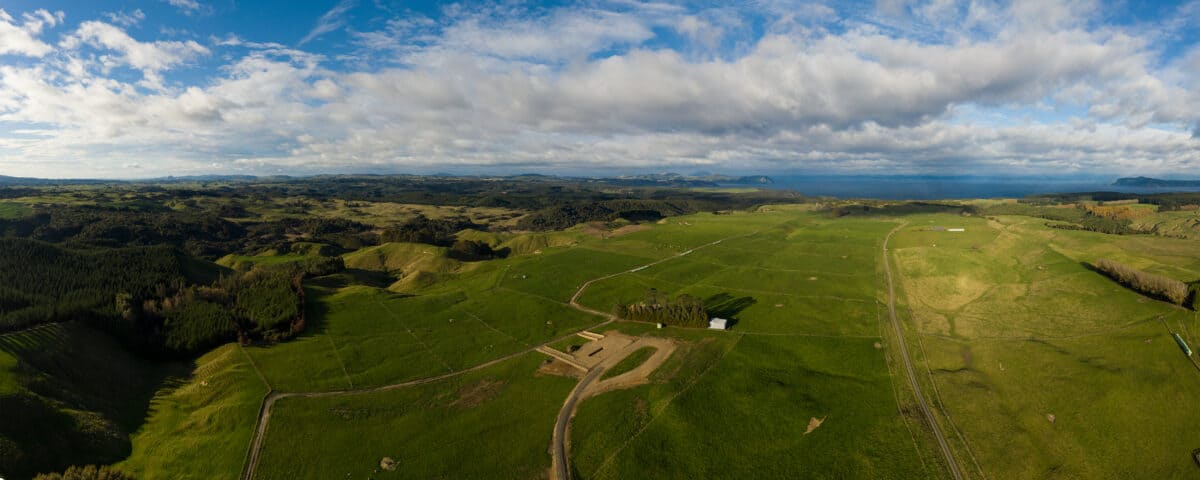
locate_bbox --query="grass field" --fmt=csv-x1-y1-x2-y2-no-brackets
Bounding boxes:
891,213,1200,478
600,346,655,380
245,273,600,393
0,202,31,219
104,205,1200,480
241,208,943,479
118,345,268,479
252,353,575,479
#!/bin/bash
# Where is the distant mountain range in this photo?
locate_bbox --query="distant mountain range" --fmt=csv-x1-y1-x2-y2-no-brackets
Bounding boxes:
1113,176,1200,187
0,173,774,188
0,175,105,185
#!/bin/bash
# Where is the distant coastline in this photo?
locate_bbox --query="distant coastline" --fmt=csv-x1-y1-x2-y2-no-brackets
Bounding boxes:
1113,176,1200,187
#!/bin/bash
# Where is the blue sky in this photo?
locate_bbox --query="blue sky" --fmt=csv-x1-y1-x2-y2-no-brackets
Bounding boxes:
0,0,1197,178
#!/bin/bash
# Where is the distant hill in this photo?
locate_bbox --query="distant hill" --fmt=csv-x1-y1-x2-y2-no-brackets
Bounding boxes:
1113,176,1200,187
145,174,261,182
614,173,774,186
0,175,106,186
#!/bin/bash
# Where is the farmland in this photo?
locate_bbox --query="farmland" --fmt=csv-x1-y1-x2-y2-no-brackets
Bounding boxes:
890,213,1200,478
240,208,939,479
238,206,1200,479
2,183,1199,479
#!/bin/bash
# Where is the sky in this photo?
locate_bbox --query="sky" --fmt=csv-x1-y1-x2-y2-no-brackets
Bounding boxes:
0,0,1198,179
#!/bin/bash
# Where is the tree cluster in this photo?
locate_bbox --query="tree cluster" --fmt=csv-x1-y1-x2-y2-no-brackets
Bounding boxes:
613,289,708,327
381,214,482,246
446,239,510,261
33,465,133,480
982,204,1136,235
1094,259,1191,305
0,238,193,332
125,259,339,355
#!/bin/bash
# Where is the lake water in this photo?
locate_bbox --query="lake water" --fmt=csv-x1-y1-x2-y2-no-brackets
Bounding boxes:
747,176,1200,200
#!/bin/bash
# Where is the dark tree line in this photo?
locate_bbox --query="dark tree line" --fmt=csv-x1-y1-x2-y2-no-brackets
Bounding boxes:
446,239,509,261
33,465,133,480
0,238,195,332
380,214,482,246
614,289,709,327
1025,191,1200,212
1093,259,1192,306
516,199,720,231
0,238,335,356
982,204,1137,235
122,258,342,355
0,204,382,259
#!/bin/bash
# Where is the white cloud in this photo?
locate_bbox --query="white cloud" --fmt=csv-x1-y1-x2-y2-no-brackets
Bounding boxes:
0,1,1197,178
162,0,207,16
0,8,63,57
105,9,146,28
300,0,357,46
60,21,209,89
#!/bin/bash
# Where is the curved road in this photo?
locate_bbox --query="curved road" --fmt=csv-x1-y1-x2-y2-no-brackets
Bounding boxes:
552,367,603,480
242,231,750,479
882,223,964,480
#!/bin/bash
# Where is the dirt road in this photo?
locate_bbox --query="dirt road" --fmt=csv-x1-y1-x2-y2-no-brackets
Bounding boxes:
552,366,603,480
882,222,964,480
242,231,749,479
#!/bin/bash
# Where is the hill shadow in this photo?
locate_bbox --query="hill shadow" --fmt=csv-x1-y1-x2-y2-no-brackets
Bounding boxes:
0,321,188,478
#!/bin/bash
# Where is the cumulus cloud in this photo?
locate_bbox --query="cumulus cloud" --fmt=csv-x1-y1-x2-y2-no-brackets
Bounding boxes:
60,21,209,89
0,9,63,57
0,1,1197,178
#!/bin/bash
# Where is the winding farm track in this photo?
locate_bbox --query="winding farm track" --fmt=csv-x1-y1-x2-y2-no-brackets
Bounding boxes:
882,222,964,480
551,233,756,480
241,231,749,480
552,367,604,480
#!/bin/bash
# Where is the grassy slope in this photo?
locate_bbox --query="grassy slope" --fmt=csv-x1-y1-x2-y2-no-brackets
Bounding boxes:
0,323,174,478
576,334,927,480
118,344,268,479
245,265,599,392
893,213,1200,478
570,213,929,479
253,353,575,479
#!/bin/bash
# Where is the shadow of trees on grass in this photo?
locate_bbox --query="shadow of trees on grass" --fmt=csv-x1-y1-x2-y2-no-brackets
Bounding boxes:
704,293,756,328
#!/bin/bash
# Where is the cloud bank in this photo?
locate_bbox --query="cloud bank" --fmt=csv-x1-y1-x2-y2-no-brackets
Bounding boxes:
0,1,1197,178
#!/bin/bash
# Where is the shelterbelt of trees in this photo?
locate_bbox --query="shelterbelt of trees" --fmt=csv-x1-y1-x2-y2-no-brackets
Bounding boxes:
1093,259,1198,308
614,289,710,328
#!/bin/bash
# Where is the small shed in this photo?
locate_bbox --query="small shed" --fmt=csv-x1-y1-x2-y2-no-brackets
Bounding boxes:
709,318,728,330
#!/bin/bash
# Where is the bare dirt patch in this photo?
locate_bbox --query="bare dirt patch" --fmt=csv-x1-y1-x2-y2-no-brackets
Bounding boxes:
581,333,678,398
804,416,827,434
537,358,585,378
449,379,505,408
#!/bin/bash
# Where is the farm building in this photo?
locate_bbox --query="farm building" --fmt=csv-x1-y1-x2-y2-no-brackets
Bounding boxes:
947,228,966,232
709,318,728,330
